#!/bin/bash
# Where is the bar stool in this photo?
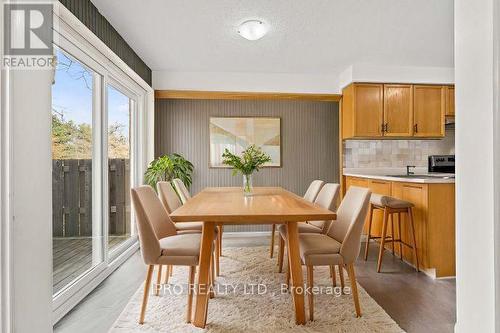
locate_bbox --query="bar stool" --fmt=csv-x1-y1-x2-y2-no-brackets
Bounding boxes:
364,194,419,273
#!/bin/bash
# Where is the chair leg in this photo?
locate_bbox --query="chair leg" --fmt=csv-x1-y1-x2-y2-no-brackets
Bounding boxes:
155,265,163,296
307,266,314,321
330,265,337,287
408,207,419,272
278,236,285,272
139,265,154,324
210,252,215,298
186,266,196,323
163,265,171,284
218,224,223,257
170,265,174,277
398,212,403,260
339,265,345,293
364,204,374,260
215,231,220,277
377,208,389,273
285,257,290,288
390,214,395,255
347,264,362,318
270,224,276,258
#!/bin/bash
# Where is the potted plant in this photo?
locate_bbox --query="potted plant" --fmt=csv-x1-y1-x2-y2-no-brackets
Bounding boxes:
144,153,194,191
222,145,271,196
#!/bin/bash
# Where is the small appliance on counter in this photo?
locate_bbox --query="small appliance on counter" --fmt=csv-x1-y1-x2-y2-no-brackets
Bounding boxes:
428,155,455,173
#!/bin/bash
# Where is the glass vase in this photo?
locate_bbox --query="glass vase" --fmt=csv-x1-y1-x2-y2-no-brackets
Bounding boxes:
243,174,253,196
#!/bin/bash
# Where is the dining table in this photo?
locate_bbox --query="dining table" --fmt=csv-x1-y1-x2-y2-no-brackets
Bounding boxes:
169,186,337,328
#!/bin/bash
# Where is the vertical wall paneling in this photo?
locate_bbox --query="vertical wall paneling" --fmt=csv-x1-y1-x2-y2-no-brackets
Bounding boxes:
155,99,340,232
58,0,152,85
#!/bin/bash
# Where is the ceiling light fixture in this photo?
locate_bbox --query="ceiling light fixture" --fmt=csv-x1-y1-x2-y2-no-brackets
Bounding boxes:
237,20,268,41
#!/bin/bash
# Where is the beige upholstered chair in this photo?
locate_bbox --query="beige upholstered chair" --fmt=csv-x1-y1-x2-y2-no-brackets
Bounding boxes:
299,186,371,320
130,186,216,324
172,178,191,204
157,181,202,234
277,183,340,273
269,180,325,258
157,181,221,276
172,178,224,259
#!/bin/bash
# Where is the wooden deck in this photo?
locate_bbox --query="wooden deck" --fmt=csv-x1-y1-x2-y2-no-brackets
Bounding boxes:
53,236,130,294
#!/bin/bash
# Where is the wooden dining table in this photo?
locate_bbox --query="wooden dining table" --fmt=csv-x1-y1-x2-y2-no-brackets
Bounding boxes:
169,187,337,328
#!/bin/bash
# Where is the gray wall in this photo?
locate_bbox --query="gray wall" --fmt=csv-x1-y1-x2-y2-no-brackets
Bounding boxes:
155,99,339,231
59,0,152,85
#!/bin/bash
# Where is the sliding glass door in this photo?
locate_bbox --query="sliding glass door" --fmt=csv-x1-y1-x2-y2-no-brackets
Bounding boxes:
52,49,102,295
107,84,135,254
51,47,140,296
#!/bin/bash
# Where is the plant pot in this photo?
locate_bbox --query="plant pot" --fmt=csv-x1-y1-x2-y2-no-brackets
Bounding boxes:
243,174,253,196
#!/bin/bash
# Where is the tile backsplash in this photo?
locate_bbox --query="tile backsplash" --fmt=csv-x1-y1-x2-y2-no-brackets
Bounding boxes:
343,129,455,168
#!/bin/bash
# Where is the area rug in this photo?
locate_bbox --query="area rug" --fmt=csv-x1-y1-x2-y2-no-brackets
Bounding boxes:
110,246,404,333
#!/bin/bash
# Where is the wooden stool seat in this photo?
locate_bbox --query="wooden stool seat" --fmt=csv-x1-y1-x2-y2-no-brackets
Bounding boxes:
364,194,419,273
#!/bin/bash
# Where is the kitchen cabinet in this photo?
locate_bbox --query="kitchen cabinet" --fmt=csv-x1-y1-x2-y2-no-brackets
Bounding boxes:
413,85,446,137
342,83,383,138
341,82,450,139
383,84,414,136
445,86,455,116
344,175,455,278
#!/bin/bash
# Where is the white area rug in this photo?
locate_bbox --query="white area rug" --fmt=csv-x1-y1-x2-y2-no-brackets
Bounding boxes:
110,246,403,333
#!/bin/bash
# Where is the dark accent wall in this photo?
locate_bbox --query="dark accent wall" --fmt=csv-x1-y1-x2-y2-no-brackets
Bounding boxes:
59,0,152,85
155,99,339,232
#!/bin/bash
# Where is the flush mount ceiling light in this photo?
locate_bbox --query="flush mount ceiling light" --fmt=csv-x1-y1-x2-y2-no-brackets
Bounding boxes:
237,20,268,40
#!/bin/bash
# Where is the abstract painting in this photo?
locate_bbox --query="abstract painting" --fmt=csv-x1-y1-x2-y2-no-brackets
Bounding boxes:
210,117,281,167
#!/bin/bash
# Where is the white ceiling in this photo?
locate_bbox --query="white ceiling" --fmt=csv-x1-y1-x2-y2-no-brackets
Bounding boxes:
91,0,454,77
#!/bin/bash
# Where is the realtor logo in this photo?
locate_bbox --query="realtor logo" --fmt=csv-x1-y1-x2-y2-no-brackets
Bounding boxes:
3,2,54,69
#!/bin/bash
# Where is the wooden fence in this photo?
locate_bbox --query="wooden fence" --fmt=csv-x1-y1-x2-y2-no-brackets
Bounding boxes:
52,159,131,237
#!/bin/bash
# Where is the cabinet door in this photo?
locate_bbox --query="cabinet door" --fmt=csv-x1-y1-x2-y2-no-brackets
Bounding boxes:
413,85,445,137
383,84,413,137
391,182,428,269
353,84,384,137
445,86,455,116
367,179,392,237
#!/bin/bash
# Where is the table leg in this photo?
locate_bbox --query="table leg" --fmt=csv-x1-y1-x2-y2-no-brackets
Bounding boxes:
286,221,306,325
193,221,215,328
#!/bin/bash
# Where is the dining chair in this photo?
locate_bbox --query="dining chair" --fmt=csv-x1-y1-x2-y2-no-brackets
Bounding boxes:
173,178,224,259
269,180,325,258
277,183,340,273
172,178,191,204
157,181,221,277
130,185,217,324
299,186,371,320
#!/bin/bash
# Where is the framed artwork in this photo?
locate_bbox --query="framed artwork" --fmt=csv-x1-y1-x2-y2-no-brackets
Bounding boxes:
209,117,281,167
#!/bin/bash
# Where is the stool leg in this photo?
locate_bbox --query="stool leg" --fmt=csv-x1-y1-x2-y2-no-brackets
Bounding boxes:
278,236,285,272
390,213,395,255
408,207,419,272
377,208,389,273
398,212,403,260
364,204,374,261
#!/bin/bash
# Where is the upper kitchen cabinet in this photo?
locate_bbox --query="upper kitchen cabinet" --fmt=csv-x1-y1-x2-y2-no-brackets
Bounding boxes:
383,84,414,137
445,86,455,116
413,85,446,137
342,83,384,138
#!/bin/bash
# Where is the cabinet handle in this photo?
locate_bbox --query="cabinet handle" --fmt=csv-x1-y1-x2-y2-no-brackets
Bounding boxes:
414,124,418,133
384,123,389,132
381,123,385,133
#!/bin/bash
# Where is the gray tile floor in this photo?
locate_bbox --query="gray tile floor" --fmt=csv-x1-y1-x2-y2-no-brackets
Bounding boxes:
54,234,456,333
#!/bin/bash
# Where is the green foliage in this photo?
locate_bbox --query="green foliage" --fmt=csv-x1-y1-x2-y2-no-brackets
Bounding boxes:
144,153,194,189
222,144,271,176
52,114,129,159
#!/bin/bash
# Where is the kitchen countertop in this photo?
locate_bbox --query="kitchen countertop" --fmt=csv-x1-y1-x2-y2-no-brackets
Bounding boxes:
343,168,455,184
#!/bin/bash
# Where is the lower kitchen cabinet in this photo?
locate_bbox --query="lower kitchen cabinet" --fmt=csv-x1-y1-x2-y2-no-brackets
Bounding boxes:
344,176,455,278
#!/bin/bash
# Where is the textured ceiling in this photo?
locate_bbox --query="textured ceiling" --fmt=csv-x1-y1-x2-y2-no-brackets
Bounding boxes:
91,0,454,75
